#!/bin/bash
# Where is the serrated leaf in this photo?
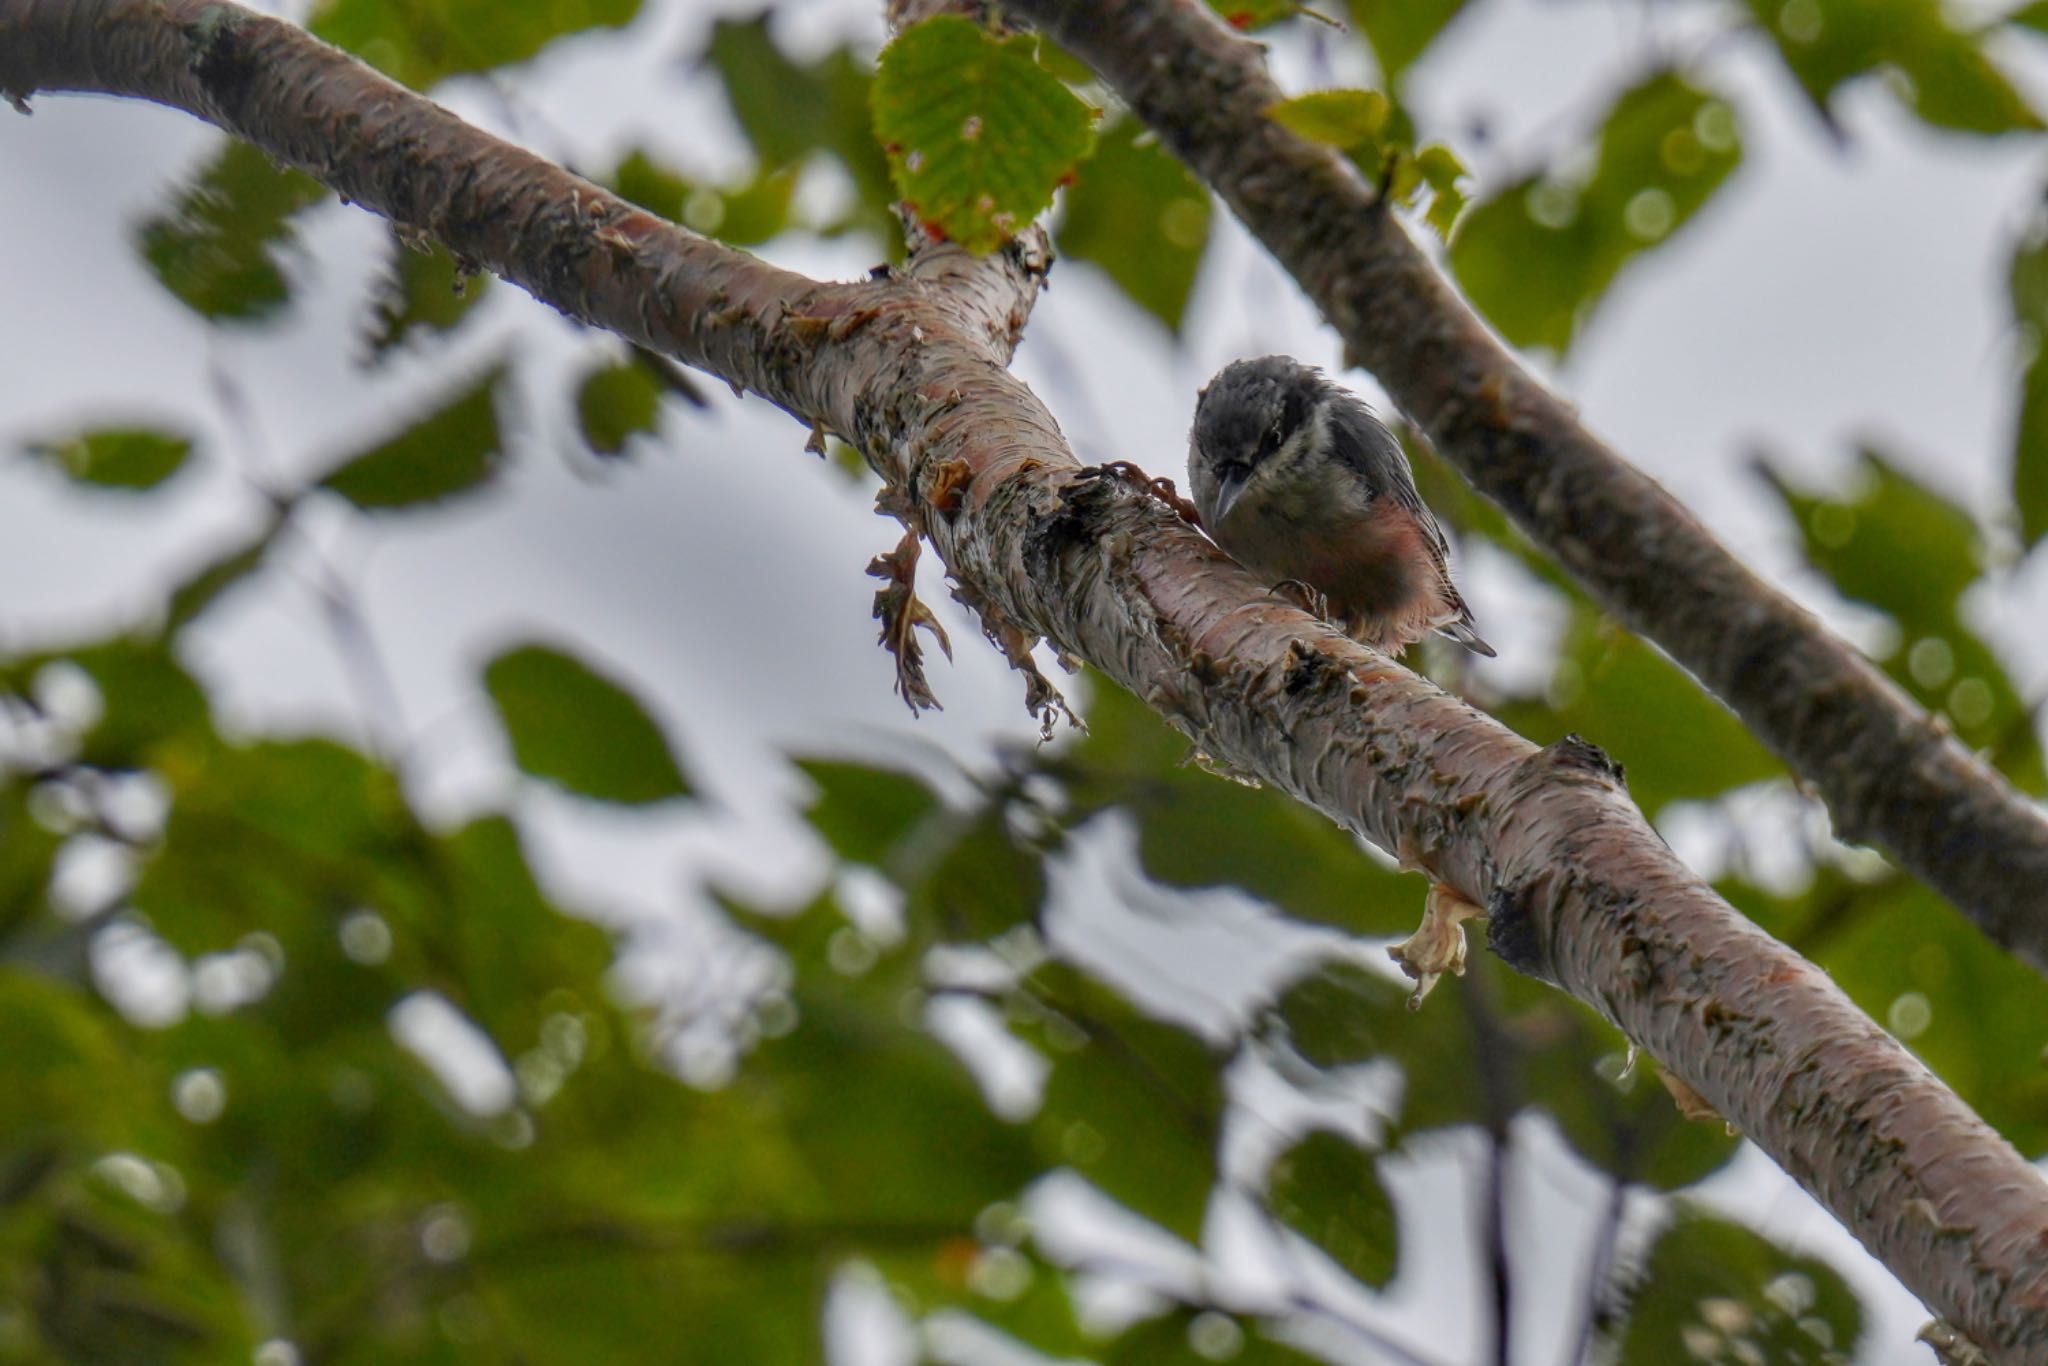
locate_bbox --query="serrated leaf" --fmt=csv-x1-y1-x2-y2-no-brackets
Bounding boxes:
1746,0,2038,136
136,139,328,323
872,15,1096,254
363,229,486,360
1449,72,1741,354
1267,1129,1399,1287
1348,0,1473,84
309,0,641,90
1267,89,1391,147
1605,1209,1862,1364
1415,141,1469,239
574,360,662,457
1057,117,1213,334
27,427,192,491
318,364,504,510
483,642,690,806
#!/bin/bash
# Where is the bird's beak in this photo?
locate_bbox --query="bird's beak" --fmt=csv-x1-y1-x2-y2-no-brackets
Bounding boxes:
1211,467,1249,526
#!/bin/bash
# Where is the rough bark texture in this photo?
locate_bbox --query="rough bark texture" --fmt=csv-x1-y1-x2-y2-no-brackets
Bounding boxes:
5,2,2047,1357
1002,0,2048,975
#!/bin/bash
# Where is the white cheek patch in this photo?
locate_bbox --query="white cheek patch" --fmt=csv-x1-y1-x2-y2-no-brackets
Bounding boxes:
1231,405,1374,532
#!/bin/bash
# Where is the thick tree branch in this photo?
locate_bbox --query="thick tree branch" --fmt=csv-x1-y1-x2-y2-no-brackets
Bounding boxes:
1003,0,2048,973
5,3,2047,1357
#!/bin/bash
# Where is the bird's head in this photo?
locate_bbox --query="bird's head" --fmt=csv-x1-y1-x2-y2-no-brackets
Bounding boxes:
1187,355,1327,527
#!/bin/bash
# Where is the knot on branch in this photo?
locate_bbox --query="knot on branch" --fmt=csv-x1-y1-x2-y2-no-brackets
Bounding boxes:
1542,732,1626,787
186,6,260,107
1485,876,1555,985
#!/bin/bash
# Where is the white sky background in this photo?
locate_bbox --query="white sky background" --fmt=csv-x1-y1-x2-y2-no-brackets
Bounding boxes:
2,0,2045,1361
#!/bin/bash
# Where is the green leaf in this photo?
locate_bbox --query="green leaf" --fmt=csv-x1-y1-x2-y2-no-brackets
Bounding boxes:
1058,677,1418,934
1266,89,1392,146
610,150,797,246
1605,1209,1862,1363
363,229,487,360
318,364,505,511
1019,961,1222,1244
136,139,328,323
1415,142,1470,239
1449,72,1742,354
1494,607,1781,816
1266,1129,1398,1287
1056,118,1213,334
161,517,282,635
0,970,135,1143
574,359,662,457
309,0,641,90
872,15,1097,254
27,427,192,491
133,736,416,956
2009,222,2048,549
0,785,62,941
1348,0,1473,84
703,18,895,241
1746,0,2039,136
1105,1310,1330,1364
483,642,691,806
1268,956,1736,1188
35,641,212,768
1763,451,2043,785
796,759,944,867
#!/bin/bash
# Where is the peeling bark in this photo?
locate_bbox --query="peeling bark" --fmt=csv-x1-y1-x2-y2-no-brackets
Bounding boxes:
4,1,2047,1356
1000,0,2048,975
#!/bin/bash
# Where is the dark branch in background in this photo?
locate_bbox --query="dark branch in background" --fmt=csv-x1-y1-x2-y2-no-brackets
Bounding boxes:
5,2,2047,1358
1003,0,2048,974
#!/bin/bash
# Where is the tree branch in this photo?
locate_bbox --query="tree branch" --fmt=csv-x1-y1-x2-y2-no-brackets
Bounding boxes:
5,2,2046,1357
1002,0,2048,974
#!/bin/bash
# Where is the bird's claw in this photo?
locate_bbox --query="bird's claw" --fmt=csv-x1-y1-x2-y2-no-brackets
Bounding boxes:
1388,882,1486,1010
1084,460,1204,526
1271,578,1331,621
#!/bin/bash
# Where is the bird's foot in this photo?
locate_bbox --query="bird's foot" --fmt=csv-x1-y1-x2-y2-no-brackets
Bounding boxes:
1270,578,1330,621
1083,460,1204,526
1387,882,1486,1011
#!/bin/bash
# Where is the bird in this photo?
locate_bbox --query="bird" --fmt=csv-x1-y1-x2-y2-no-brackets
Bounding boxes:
1187,356,1494,658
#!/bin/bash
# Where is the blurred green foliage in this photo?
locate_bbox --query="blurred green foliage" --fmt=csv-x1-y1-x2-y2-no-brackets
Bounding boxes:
136,140,328,324
309,0,641,91
1450,71,1742,354
1056,117,1213,334
1742,0,2039,137
20,0,2047,1360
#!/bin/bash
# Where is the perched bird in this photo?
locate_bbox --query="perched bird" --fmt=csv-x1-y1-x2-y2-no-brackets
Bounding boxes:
1187,356,1494,657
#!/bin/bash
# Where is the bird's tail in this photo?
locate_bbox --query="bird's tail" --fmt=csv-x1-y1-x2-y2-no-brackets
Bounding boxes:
1436,616,1496,658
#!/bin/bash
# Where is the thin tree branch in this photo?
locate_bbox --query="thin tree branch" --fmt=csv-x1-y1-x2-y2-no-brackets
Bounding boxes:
1001,0,2048,975
5,3,2046,1358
